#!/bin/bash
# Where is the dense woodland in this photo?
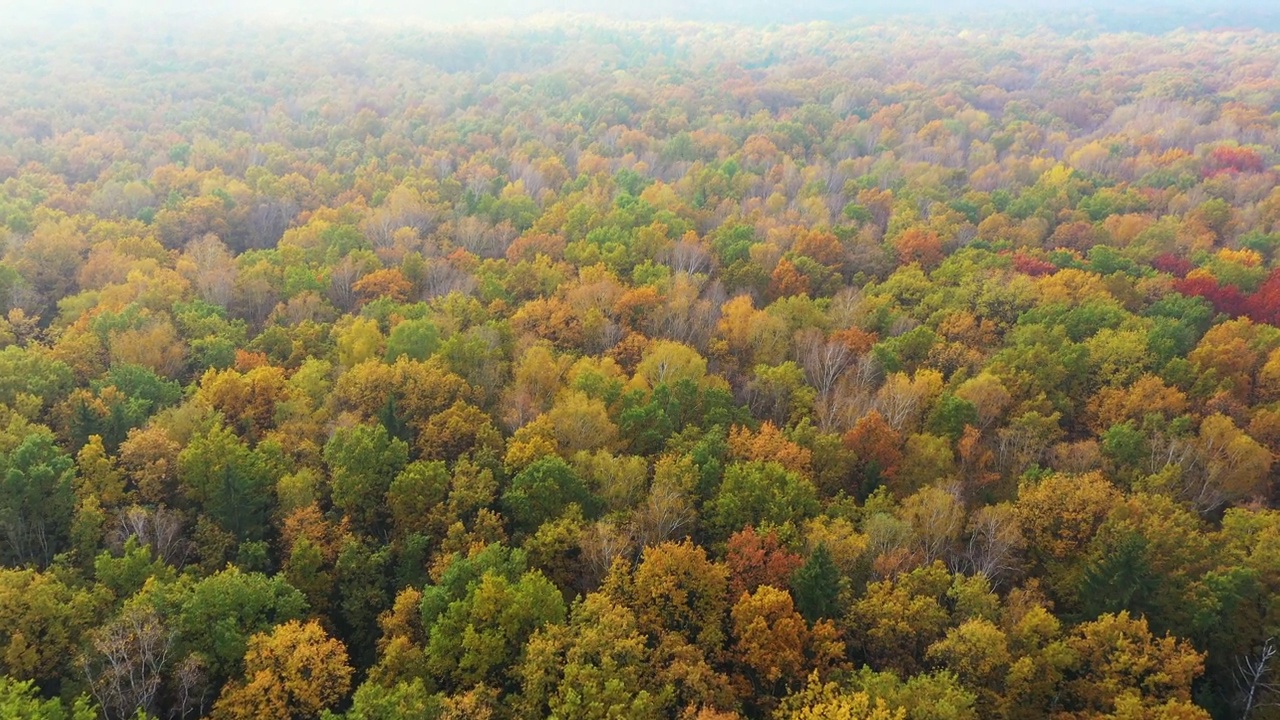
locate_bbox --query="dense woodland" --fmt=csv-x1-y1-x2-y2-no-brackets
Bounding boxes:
2,12,1280,720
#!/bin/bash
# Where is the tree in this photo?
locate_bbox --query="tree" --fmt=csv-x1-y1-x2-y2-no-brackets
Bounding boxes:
178,423,276,542
1188,414,1272,513
708,461,819,540
422,568,566,692
819,665,978,720
728,423,813,477
796,328,862,431
1014,472,1120,574
632,454,698,549
1077,531,1159,622
725,527,803,597
1234,637,1278,720
775,675,906,720
417,400,503,462
0,566,103,687
843,411,903,495
731,585,841,704
172,566,308,684
1063,612,1206,717
768,258,811,300
546,390,619,455
353,268,413,305
634,340,708,389
211,619,352,720
848,562,952,675
344,678,441,720
324,422,410,533
791,544,842,624
386,460,451,542
899,484,965,566
894,227,944,269
629,540,731,655
333,357,473,437
518,592,670,720
0,430,76,567
80,602,173,720
960,504,1024,587
925,619,1010,713
0,676,96,720
501,456,597,536
384,318,441,362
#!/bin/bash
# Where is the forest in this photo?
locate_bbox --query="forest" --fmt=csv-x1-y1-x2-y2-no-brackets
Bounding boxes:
1,8,1280,720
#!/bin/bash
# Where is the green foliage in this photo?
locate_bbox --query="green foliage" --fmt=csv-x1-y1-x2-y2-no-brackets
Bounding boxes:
384,318,441,362
0,676,96,720
168,566,308,682
709,461,819,539
325,422,411,532
178,423,275,542
792,544,842,623
0,430,76,567
502,456,598,535
3,15,1280,720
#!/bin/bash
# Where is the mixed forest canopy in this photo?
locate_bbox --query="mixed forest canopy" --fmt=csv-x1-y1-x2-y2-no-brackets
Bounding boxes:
2,7,1280,720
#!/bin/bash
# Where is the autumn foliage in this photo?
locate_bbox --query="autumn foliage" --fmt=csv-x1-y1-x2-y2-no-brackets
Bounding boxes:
1,10,1280,720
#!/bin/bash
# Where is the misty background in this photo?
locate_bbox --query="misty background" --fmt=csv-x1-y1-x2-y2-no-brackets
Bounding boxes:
7,0,1280,34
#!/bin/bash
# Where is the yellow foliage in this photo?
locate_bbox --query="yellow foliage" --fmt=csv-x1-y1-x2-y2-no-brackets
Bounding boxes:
1037,268,1111,305
1015,472,1120,562
776,674,906,720
728,422,813,477
211,619,352,720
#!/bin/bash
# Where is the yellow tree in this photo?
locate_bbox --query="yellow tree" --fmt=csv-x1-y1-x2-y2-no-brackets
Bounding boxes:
776,674,907,720
211,619,353,720
629,540,730,656
1060,612,1206,719
731,585,843,710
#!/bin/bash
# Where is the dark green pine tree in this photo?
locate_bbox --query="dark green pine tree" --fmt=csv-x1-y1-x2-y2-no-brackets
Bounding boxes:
377,393,412,444
1078,532,1160,624
792,543,842,623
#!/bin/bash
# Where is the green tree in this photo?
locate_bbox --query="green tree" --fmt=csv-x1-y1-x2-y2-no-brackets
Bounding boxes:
518,592,670,720
384,318,441,363
178,423,276,542
324,422,410,533
791,544,842,623
708,461,819,540
0,430,76,567
501,456,598,536
170,567,308,684
0,676,96,720
423,567,566,692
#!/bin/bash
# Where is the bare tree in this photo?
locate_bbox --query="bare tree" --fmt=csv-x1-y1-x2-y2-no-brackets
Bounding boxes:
329,254,365,312
665,235,713,276
182,234,237,308
82,604,174,720
902,482,965,566
632,477,695,550
245,196,297,250
171,653,210,720
580,519,635,589
1237,638,1279,720
827,354,880,429
110,505,190,568
797,327,865,431
961,503,1025,587
421,258,476,299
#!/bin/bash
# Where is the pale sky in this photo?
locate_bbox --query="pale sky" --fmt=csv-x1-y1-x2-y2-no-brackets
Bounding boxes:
6,0,1278,29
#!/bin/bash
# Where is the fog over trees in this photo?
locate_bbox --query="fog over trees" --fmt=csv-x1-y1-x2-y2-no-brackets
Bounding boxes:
2,2,1280,719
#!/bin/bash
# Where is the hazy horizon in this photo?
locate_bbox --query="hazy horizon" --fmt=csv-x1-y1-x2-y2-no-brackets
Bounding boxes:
8,0,1280,33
